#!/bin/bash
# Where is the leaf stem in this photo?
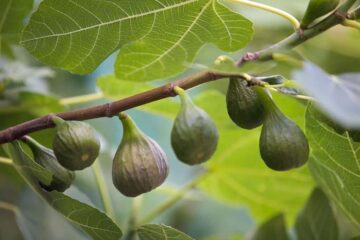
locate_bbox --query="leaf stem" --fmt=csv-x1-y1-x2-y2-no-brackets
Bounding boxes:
0,201,18,212
226,0,300,29
92,160,115,219
139,172,207,225
59,92,104,106
0,156,13,165
342,19,360,30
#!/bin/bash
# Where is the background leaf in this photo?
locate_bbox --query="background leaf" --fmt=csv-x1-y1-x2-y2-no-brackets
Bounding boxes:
305,103,360,229
0,0,33,55
295,188,339,240
250,214,288,240
293,62,360,128
137,224,193,240
21,0,253,78
5,141,123,240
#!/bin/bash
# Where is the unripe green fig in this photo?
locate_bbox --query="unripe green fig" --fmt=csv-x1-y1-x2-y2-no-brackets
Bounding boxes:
171,87,218,165
301,0,340,28
112,113,169,197
256,88,309,171
226,77,265,129
52,116,100,171
24,136,75,192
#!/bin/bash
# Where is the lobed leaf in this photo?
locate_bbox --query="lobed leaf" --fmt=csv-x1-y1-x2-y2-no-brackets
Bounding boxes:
21,0,253,80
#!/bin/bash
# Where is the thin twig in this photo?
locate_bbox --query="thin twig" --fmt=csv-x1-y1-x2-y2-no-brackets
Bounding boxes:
226,0,300,29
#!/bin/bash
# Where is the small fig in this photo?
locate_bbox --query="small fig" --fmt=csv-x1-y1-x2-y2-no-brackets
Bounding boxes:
301,0,340,28
52,116,100,171
256,88,309,171
24,136,75,192
171,87,218,165
226,77,265,129
112,113,169,197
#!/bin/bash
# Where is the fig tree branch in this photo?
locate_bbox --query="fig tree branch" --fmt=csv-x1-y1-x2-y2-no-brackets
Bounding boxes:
0,0,355,144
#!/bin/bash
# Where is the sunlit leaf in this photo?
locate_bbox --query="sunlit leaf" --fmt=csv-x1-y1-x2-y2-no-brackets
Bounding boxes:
295,188,338,240
21,0,253,79
305,103,360,228
137,224,193,240
5,141,123,240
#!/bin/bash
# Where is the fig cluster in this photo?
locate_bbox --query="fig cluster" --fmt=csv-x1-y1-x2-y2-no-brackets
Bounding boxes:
20,116,101,192
226,77,309,171
112,87,219,197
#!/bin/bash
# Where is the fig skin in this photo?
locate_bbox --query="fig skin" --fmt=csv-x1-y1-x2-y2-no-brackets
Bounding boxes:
256,88,309,171
226,77,265,129
24,136,75,192
112,113,169,197
171,87,218,165
52,116,100,171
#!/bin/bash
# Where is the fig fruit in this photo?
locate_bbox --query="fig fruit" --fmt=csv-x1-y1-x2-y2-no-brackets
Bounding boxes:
112,113,169,197
52,116,100,171
256,88,309,171
226,77,265,129
171,87,218,165
24,136,75,192
301,0,340,28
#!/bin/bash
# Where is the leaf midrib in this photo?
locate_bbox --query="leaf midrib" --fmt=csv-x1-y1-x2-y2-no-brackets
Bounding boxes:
20,0,198,44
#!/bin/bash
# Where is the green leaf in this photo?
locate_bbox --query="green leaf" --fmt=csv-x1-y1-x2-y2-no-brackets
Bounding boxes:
295,188,339,240
115,1,253,81
5,141,123,240
0,0,33,53
305,103,360,228
21,0,253,77
197,90,313,222
301,0,339,27
294,63,360,128
97,75,178,118
137,224,193,240
250,214,288,240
